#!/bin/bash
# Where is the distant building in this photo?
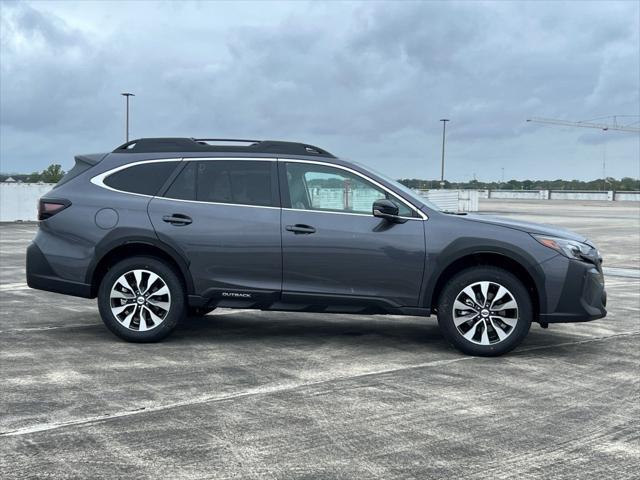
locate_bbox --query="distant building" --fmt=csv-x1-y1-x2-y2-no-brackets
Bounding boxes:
3,177,17,183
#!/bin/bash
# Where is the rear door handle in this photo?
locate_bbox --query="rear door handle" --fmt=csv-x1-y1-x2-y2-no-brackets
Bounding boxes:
162,214,192,226
286,224,316,234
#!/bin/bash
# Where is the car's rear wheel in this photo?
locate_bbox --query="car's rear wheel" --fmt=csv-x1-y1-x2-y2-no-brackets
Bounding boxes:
98,256,186,342
437,266,532,356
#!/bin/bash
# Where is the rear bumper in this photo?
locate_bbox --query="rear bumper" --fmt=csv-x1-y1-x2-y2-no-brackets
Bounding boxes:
26,242,93,298
539,260,606,323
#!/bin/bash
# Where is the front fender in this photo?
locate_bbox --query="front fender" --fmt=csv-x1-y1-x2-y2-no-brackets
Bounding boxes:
420,236,550,314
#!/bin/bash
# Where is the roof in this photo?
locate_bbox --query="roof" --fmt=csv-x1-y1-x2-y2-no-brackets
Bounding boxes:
112,138,336,158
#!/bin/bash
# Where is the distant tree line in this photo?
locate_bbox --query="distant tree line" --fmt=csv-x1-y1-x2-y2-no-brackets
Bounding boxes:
1,164,638,192
399,177,640,191
0,164,65,183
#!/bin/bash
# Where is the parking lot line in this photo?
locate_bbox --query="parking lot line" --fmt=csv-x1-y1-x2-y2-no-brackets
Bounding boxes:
602,267,640,278
0,282,29,291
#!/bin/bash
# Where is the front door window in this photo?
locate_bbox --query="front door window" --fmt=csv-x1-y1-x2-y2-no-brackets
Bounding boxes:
284,163,414,217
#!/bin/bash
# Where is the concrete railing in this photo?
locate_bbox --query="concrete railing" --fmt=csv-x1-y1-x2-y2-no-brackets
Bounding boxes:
615,191,640,201
3,183,634,222
0,183,480,221
0,183,53,222
414,189,479,212
294,187,480,212
479,189,639,202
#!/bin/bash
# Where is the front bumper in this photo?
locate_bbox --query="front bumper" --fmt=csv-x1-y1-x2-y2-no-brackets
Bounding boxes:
539,258,606,323
26,242,93,298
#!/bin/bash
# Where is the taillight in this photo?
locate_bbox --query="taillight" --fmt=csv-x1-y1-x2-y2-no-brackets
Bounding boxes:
38,199,71,220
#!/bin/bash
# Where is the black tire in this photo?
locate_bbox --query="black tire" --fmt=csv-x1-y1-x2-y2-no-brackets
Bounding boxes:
188,307,216,317
437,266,532,356
98,256,186,342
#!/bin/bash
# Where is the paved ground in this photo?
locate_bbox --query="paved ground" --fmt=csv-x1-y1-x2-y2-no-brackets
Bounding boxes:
1,200,639,479
480,199,640,269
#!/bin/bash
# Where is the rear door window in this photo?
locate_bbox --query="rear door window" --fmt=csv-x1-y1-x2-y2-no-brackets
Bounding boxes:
104,161,179,196
163,160,277,207
164,162,197,201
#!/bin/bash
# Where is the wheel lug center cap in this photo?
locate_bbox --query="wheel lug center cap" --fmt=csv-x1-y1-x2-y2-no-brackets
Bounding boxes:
480,309,490,318
136,296,145,305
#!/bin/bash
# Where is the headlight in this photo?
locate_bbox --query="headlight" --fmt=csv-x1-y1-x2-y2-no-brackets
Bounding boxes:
532,234,595,260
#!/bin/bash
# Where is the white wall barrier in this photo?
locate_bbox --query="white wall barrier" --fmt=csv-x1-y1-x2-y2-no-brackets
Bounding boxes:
417,189,459,212
414,189,479,212
549,190,611,201
484,189,639,202
0,183,53,222
615,191,640,201
487,190,544,200
458,189,479,212
1,183,637,222
307,187,481,212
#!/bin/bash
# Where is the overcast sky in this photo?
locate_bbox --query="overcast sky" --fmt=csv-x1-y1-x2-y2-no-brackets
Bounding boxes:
1,0,639,181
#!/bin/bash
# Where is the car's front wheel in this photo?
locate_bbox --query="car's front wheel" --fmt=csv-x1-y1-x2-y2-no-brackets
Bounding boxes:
98,256,186,342
437,266,532,356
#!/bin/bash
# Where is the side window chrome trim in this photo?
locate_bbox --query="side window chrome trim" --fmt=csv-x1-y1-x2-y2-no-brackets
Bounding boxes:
280,158,428,220
90,158,182,197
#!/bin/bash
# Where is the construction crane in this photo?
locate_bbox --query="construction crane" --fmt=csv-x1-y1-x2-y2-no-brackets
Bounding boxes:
526,115,639,190
526,115,640,133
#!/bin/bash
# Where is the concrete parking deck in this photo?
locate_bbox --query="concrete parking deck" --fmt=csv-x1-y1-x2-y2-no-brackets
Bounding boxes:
1,200,639,479
480,198,640,268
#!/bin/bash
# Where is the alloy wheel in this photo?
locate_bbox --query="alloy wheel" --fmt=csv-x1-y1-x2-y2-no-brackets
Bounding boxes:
109,269,171,331
452,281,519,345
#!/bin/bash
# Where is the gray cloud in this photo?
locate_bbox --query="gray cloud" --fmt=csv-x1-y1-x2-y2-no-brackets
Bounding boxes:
0,0,638,181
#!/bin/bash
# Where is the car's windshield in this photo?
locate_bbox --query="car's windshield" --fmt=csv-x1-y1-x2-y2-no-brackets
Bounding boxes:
353,162,443,212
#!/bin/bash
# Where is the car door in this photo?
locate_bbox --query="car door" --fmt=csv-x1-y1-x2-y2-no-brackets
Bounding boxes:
279,160,426,307
148,158,282,302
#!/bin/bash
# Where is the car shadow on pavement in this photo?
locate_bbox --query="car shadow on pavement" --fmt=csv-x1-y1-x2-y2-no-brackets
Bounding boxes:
171,311,452,349
171,312,620,359
32,310,613,359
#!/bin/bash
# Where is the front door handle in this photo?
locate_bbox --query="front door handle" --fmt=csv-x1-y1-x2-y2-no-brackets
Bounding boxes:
162,214,192,226
286,224,316,234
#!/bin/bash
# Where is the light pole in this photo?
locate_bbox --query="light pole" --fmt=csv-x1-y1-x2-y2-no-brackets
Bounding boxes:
439,119,450,188
121,93,135,142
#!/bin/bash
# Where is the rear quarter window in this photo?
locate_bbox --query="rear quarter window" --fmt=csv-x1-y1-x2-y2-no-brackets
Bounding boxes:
104,161,179,196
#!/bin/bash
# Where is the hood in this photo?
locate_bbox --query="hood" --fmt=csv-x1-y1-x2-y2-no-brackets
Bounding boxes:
459,213,587,242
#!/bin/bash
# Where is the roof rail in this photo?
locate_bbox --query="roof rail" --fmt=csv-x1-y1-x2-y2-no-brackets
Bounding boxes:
194,138,261,144
112,137,336,158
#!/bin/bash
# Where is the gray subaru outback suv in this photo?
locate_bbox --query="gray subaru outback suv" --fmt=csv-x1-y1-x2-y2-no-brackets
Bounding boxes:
26,138,607,356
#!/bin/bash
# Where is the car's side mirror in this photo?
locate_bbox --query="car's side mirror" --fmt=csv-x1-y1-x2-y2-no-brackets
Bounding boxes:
372,199,407,224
